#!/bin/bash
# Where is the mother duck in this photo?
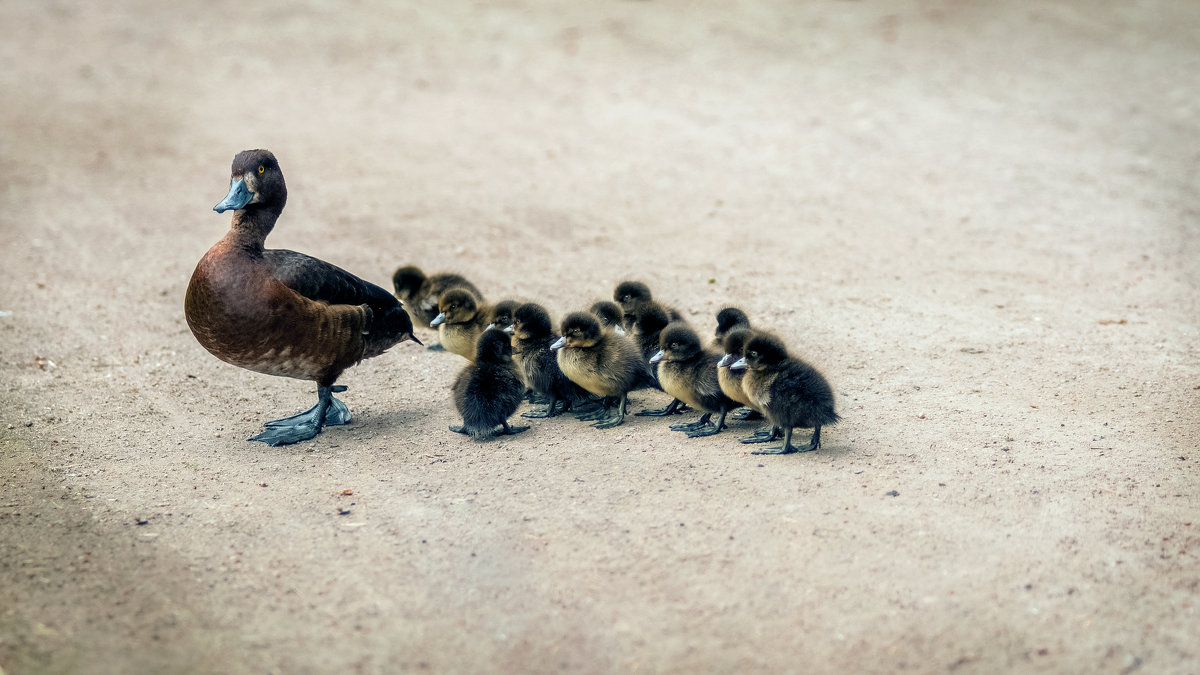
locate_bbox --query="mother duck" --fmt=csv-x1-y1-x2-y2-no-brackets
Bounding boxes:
185,149,419,446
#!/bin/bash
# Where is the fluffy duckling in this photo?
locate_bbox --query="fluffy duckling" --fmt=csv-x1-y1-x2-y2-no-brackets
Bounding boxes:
509,303,589,418
485,299,520,333
430,288,491,361
552,311,654,429
449,329,529,440
713,307,751,349
185,149,419,446
588,301,627,336
730,333,839,454
643,323,739,437
392,266,482,328
613,280,683,331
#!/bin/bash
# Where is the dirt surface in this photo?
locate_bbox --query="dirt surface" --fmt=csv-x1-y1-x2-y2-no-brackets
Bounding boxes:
2,1,1198,673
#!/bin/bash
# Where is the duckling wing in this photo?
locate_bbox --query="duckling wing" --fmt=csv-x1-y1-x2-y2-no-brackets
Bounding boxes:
264,249,398,313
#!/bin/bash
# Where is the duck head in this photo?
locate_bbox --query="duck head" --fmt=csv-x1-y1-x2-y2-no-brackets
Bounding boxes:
431,288,478,327
634,301,671,337
589,300,627,336
485,300,519,332
551,311,602,351
730,332,788,371
475,328,514,364
614,280,652,323
214,149,287,216
392,265,427,301
717,327,753,368
715,307,751,339
512,303,553,340
650,322,702,364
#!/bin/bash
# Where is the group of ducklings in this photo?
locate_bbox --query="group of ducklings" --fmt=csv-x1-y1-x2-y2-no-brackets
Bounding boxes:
395,269,840,455
186,149,838,453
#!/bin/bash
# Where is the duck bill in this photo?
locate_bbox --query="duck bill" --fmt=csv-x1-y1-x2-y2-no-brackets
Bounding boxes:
407,333,424,346
214,178,254,213
614,325,626,336
485,323,496,331
430,313,446,327
729,357,748,371
649,350,665,364
550,336,567,351
717,353,734,368
503,325,514,334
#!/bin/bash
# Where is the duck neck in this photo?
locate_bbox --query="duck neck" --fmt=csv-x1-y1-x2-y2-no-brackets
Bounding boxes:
226,207,280,252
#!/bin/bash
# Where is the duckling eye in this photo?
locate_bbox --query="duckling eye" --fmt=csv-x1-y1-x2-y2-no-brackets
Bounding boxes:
749,350,758,358
257,165,265,174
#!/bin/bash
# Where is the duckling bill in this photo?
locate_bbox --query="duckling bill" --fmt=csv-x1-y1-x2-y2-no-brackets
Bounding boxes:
449,329,529,440
185,149,419,446
730,333,839,454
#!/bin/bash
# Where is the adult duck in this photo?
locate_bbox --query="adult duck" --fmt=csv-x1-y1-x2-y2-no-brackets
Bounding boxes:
185,149,419,446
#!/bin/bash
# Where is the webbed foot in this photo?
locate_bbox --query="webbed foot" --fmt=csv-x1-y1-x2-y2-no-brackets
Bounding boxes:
499,422,530,435
739,427,781,444
249,420,321,447
636,398,681,417
732,408,763,421
670,413,713,432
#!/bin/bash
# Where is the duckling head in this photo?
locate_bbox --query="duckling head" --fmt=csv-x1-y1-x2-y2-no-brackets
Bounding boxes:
715,307,751,338
486,300,519,332
650,322,702,364
731,332,789,371
512,303,553,340
589,301,627,335
614,280,652,320
634,301,671,337
551,311,602,351
475,328,514,365
392,265,427,300
214,149,287,215
717,327,753,367
431,288,478,327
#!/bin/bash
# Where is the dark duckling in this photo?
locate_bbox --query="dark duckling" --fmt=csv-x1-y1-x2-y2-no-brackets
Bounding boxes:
449,328,529,440
551,311,655,429
430,288,491,361
185,149,419,447
509,303,589,418
392,265,482,328
644,323,739,438
589,300,627,336
613,280,683,331
485,299,520,333
730,333,840,454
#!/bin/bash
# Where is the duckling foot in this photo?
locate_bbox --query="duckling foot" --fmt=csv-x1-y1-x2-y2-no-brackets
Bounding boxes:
739,427,781,444
636,399,681,417
685,412,728,438
670,413,713,432
449,424,468,435
751,428,818,455
593,395,628,429
522,398,566,418
732,408,763,421
575,398,614,421
498,422,530,435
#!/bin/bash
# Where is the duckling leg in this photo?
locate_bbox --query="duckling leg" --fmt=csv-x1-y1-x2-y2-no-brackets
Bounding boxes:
575,397,614,421
739,426,781,444
670,412,713,432
806,425,822,452
593,393,628,429
752,427,811,455
732,408,763,421
498,421,530,435
250,385,342,446
686,409,729,438
636,398,680,417
521,394,561,418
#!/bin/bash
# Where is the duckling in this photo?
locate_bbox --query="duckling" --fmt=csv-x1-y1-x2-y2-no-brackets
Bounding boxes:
552,311,655,429
392,265,482,328
713,306,751,349
185,149,419,446
449,329,529,440
485,299,520,333
643,323,739,437
430,288,491,361
588,301,627,336
730,333,839,454
509,303,590,418
613,280,683,331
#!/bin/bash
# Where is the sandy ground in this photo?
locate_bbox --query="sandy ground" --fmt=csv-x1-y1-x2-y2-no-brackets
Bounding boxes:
2,1,1198,673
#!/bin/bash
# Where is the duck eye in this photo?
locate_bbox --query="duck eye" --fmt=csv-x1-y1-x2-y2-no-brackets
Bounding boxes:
257,165,265,174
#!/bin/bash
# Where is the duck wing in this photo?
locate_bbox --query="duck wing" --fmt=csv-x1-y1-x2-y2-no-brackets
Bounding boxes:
264,249,398,313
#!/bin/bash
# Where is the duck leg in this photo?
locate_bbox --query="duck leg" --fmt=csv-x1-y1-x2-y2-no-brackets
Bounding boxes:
739,426,780,444
593,393,628,429
685,409,729,438
251,385,344,446
575,397,614,421
732,408,763,421
670,412,712,432
636,398,681,417
521,394,561,419
751,426,816,455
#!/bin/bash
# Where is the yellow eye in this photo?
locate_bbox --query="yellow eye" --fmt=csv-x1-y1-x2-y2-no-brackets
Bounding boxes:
257,165,265,174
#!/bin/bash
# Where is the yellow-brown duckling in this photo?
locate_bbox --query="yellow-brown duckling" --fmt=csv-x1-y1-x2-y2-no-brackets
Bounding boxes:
641,323,739,437
730,332,839,454
552,311,655,429
431,288,492,361
449,328,529,440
